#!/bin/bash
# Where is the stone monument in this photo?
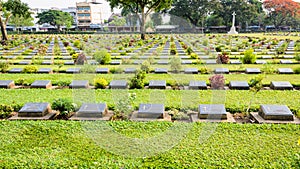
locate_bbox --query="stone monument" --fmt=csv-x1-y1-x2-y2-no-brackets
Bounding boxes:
228,11,238,35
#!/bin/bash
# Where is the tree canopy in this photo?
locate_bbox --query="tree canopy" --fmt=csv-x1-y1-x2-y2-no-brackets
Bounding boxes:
0,0,31,42
106,0,173,39
169,0,219,27
264,0,300,29
37,10,73,31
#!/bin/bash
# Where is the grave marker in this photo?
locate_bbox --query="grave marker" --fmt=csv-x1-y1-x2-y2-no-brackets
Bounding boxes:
137,103,164,118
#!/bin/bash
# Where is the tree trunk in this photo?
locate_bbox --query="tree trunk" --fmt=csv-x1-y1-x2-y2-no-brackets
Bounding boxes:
141,7,145,40
0,17,8,41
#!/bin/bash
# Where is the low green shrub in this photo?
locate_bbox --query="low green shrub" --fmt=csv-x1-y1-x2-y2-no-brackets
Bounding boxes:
0,61,9,72
240,48,256,64
295,53,300,61
294,67,300,74
140,60,151,73
190,53,198,59
94,78,108,89
129,70,146,89
170,57,182,73
0,104,14,118
23,65,38,73
93,50,111,65
52,98,76,117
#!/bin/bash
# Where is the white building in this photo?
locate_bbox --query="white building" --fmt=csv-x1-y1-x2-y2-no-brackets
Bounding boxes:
76,0,103,30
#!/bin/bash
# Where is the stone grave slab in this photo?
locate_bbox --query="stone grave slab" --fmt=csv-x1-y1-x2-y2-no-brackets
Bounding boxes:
261,56,273,59
62,56,72,60
70,80,89,89
214,68,229,74
110,60,122,65
124,68,137,74
140,56,149,59
230,60,242,64
229,81,249,90
184,68,198,74
137,104,164,119
159,56,169,59
0,80,15,89
283,56,294,59
66,68,81,74
18,60,31,65
278,68,293,74
43,56,53,60
200,56,210,59
88,60,98,65
205,60,217,64
31,80,52,89
75,103,108,118
109,80,128,89
4,56,16,59
42,61,53,65
285,51,295,55
133,60,143,65
24,56,33,60
64,61,74,65
149,80,167,89
180,56,189,59
198,104,227,119
37,68,52,74
96,68,109,74
259,105,293,121
255,60,267,64
18,103,51,117
245,68,261,74
189,81,207,90
266,52,276,55
280,60,293,64
120,56,130,59
157,60,169,65
270,81,293,90
8,68,23,73
231,52,240,55
154,68,168,74
181,60,193,64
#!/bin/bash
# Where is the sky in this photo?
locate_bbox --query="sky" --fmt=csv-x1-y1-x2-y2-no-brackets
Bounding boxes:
22,0,119,21
22,0,105,9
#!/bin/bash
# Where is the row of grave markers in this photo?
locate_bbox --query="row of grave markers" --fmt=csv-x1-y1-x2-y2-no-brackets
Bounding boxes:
0,80,296,90
4,67,298,74
10,102,299,124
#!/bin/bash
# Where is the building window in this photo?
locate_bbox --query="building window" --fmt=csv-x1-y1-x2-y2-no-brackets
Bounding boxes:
78,13,90,17
77,7,90,11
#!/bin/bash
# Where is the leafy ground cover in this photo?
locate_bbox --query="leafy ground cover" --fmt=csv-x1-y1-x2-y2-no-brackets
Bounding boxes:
0,121,299,168
0,73,299,86
0,89,299,114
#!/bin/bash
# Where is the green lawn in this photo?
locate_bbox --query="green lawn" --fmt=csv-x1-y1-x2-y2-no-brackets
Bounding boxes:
0,121,299,168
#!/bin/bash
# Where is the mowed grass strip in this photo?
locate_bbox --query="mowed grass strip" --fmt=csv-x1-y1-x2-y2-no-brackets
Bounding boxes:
0,121,299,168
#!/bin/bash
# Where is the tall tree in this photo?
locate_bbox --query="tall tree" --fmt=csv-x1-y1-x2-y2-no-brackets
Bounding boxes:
0,0,31,42
37,10,73,31
169,0,220,27
121,6,139,32
10,14,34,33
264,0,300,29
214,0,262,28
106,0,173,40
151,12,162,26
